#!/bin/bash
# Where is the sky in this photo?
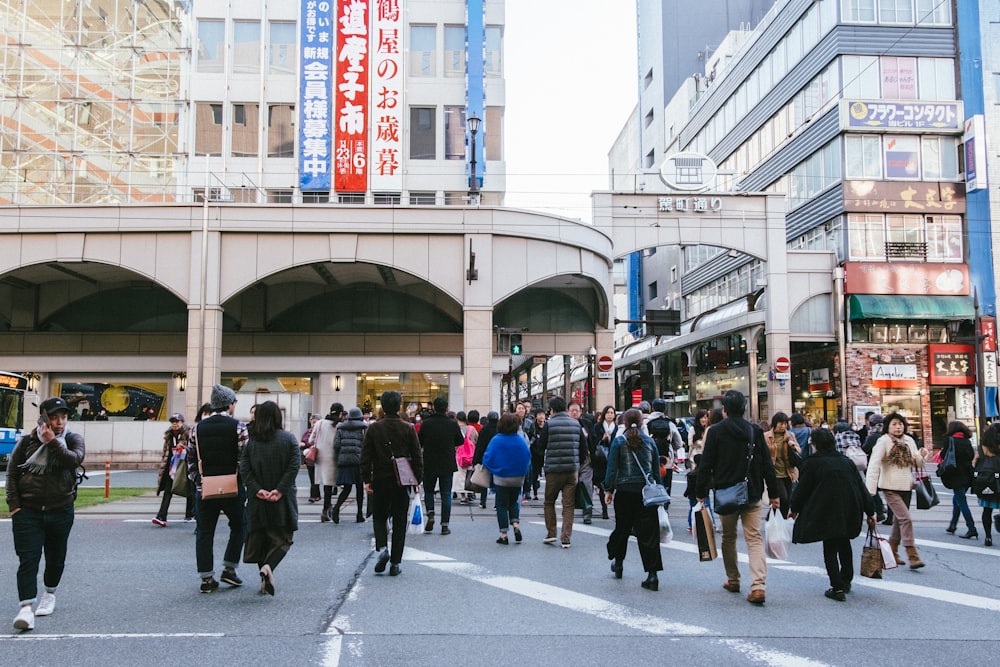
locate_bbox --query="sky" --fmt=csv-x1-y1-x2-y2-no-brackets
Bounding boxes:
503,1,639,223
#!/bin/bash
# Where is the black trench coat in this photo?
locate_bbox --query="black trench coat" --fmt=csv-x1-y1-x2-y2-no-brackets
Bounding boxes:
789,449,875,543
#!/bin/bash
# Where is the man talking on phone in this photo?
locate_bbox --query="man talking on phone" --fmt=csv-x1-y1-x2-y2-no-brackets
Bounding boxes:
6,397,86,631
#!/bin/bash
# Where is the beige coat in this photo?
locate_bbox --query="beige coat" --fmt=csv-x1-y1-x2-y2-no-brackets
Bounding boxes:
865,433,924,494
309,418,338,486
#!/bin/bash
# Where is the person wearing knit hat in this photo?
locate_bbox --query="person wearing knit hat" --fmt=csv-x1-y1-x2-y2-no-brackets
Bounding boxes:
187,384,248,594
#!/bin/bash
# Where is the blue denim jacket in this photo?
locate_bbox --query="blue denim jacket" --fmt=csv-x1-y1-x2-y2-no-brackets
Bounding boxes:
604,434,660,492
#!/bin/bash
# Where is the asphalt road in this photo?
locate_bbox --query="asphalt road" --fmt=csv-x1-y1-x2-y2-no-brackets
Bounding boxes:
0,470,996,666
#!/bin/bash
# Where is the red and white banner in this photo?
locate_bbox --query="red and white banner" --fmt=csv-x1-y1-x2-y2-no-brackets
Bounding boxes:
334,0,369,192
369,0,402,193
871,364,918,389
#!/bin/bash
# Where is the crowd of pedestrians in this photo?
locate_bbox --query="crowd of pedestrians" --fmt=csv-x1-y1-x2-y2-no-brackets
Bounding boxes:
8,386,990,631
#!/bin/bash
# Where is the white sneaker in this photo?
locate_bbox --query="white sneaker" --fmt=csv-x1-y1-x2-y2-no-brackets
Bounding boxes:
13,605,34,630
35,592,55,617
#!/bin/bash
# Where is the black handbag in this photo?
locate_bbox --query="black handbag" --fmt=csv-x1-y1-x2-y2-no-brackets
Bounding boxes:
715,427,754,515
914,468,939,510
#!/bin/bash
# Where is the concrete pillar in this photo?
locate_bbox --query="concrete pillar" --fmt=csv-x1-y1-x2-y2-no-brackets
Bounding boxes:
763,195,792,416
463,307,493,414
594,328,615,410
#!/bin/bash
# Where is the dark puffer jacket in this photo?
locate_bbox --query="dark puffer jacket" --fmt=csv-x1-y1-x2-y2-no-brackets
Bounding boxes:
6,430,86,512
334,417,367,467
540,412,583,473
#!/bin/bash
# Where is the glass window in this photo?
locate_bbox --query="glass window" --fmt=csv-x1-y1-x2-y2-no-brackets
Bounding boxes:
409,25,436,77
842,55,879,98
886,214,922,244
916,0,950,25
267,190,293,203
926,215,963,261
918,58,955,100
304,192,330,204
485,106,502,161
879,0,914,24
444,25,465,77
409,192,436,205
373,192,400,205
269,21,296,74
197,20,225,73
848,213,885,260
485,26,502,77
337,193,363,204
195,103,223,155
233,21,261,73
444,106,465,160
410,107,436,159
882,57,917,99
845,135,883,179
884,135,920,179
802,4,820,50
922,136,958,180
843,0,876,23
232,104,259,157
267,104,295,158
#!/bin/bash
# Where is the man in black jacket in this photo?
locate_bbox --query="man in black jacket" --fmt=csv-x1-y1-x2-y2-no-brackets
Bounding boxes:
418,397,464,535
7,397,85,631
188,384,248,594
697,390,780,605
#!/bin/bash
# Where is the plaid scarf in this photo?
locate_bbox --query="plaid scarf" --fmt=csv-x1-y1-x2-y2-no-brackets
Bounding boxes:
883,434,913,468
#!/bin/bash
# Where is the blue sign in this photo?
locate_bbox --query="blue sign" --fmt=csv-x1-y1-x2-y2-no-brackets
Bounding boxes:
842,100,962,132
299,0,334,191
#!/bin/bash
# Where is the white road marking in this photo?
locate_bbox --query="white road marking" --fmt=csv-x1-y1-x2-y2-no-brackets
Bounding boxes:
0,632,223,641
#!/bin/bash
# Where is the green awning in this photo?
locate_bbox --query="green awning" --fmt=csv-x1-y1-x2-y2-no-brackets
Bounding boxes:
848,294,974,320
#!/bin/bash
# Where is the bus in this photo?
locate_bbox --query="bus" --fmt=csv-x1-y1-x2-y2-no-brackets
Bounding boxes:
0,372,27,467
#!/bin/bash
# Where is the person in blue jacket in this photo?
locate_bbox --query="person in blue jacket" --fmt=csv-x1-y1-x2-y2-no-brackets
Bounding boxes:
483,413,531,545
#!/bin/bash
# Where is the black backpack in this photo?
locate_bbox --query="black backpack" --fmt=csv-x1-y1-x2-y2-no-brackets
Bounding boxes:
646,417,675,457
973,447,1000,500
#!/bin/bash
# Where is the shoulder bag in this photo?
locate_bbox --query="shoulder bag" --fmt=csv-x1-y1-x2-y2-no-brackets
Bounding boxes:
195,424,239,500
630,446,670,506
386,440,418,487
714,424,754,515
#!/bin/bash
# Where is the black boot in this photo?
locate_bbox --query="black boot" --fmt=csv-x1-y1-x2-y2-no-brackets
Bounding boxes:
641,572,659,591
611,558,623,579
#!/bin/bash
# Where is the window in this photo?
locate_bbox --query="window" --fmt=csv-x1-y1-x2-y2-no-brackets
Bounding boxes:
670,266,678,283
409,192,435,205
848,213,885,260
410,25,436,76
918,58,955,100
195,103,223,155
884,135,920,179
644,68,653,89
845,135,883,179
231,104,258,157
921,137,958,180
916,0,950,25
233,20,261,73
648,281,658,300
409,107,436,159
444,106,465,160
197,20,225,73
485,26,502,77
486,106,502,162
304,191,330,204
267,104,295,158
444,25,465,77
879,0,914,24
269,21,296,74
337,193,364,204
644,150,654,169
644,109,654,128
886,214,922,244
926,215,962,261
444,192,468,205
267,190,293,203
373,192,400,205
882,57,916,99
843,0,876,23
233,104,246,125
842,55,879,98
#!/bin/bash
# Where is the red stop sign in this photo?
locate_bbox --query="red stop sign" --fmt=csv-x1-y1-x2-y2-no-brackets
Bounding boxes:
597,355,614,372
774,356,790,373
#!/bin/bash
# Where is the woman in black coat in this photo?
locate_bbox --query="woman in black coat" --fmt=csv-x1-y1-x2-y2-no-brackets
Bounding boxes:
939,420,977,538
789,428,875,602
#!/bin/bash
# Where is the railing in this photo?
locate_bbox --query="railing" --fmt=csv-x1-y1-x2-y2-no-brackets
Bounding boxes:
884,242,927,260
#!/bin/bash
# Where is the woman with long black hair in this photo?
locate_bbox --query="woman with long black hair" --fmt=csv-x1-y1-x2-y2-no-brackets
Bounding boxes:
975,423,1000,546
603,408,663,591
939,420,977,539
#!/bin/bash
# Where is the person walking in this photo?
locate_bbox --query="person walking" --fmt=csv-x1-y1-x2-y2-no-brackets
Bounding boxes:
152,413,194,526
482,413,531,545
939,421,977,539
6,397,86,631
865,412,929,569
789,428,876,602
331,407,368,524
417,397,463,535
473,411,499,509
697,390,780,605
188,384,248,594
311,403,343,522
300,414,321,503
537,397,586,548
764,412,801,519
592,405,621,520
975,423,1000,546
523,409,546,501
603,408,663,591
239,401,300,596
360,391,423,577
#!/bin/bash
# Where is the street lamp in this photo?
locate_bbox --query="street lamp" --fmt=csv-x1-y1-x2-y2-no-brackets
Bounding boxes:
949,288,989,435
588,346,597,415
467,113,480,204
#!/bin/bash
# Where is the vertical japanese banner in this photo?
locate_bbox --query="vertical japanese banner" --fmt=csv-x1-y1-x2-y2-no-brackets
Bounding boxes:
369,0,402,193
334,0,370,193
299,0,334,191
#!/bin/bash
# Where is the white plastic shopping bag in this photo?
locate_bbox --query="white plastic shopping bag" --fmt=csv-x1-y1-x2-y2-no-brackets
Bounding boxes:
407,491,424,534
764,507,792,560
657,505,673,545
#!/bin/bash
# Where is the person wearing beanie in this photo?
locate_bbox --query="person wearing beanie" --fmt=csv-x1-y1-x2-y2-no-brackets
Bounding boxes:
417,397,464,535
152,413,194,527
330,407,368,524
187,384,247,594
7,397,86,631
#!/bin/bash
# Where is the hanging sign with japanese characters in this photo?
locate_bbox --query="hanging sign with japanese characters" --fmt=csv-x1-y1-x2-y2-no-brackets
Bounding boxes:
369,0,402,193
298,0,334,191
928,344,975,386
841,100,963,133
334,0,370,192
843,180,965,214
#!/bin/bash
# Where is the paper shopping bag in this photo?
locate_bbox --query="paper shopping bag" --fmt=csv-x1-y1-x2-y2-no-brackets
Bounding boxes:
694,503,717,561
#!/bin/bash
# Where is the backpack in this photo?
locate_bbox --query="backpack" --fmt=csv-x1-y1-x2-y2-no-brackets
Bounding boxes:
936,437,959,489
646,417,676,458
845,445,868,472
973,448,1000,500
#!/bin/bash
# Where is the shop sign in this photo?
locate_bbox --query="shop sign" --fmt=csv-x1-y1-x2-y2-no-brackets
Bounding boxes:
928,344,974,386
809,368,830,392
982,316,996,353
871,364,918,388
956,387,976,421
843,180,964,214
844,262,969,296
841,99,962,132
983,352,998,386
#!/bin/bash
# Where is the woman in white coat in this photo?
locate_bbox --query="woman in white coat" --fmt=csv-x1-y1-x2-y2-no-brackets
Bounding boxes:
310,403,343,521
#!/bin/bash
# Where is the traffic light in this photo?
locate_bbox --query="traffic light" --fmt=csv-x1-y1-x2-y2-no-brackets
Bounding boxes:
510,334,523,355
